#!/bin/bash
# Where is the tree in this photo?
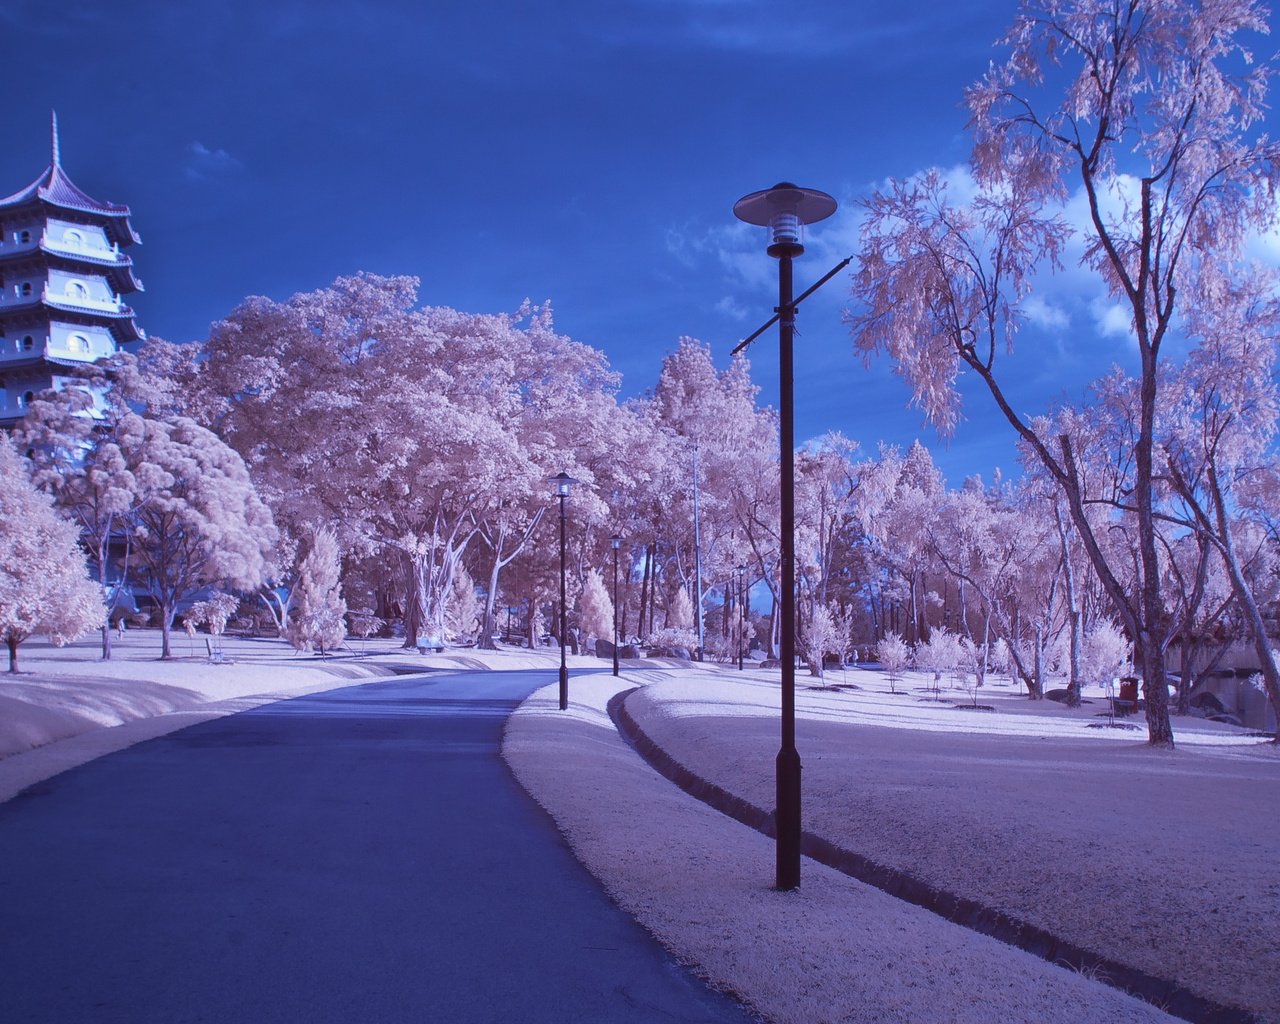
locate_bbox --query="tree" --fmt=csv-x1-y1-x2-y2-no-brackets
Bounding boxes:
16,382,144,661
876,632,911,694
444,563,480,644
576,569,613,651
0,437,102,672
915,628,963,697
850,0,1280,746
192,276,616,652
1162,268,1280,737
128,417,277,658
287,528,347,655
801,602,849,682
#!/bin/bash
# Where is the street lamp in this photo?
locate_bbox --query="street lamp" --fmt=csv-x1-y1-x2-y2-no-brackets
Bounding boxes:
736,563,747,672
734,182,836,892
610,534,623,677
550,472,577,710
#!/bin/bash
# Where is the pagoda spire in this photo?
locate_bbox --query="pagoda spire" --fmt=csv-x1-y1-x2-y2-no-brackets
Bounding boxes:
51,110,60,168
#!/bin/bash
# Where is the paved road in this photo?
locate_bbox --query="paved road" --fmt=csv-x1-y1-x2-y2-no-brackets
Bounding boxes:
0,669,753,1023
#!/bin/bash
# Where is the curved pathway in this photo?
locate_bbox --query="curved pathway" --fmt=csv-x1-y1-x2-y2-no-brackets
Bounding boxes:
0,669,752,1023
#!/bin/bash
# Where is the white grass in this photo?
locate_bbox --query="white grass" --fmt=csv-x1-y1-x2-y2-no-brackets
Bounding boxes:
617,665,1280,1023
505,671,1184,1024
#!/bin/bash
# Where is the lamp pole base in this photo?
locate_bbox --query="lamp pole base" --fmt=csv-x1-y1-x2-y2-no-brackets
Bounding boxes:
775,745,802,890
559,664,568,711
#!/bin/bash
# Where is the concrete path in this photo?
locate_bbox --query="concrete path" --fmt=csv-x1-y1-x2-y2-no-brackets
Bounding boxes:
0,669,754,1023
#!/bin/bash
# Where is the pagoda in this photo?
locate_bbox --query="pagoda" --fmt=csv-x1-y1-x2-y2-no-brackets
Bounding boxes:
0,113,144,427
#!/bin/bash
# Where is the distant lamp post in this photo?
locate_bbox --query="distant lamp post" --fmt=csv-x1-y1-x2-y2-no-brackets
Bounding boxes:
551,472,577,710
736,563,747,672
734,182,836,892
610,534,623,677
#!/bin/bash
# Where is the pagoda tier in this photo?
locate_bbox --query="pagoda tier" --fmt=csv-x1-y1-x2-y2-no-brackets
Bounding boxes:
0,114,144,427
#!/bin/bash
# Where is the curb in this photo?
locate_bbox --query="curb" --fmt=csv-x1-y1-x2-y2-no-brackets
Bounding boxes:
607,688,1258,1024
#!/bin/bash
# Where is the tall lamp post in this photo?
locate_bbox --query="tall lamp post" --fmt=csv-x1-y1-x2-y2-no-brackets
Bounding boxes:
734,182,836,892
610,534,622,677
736,563,747,672
551,472,577,710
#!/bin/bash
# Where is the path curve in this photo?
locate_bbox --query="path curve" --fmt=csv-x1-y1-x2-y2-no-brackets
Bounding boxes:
0,669,753,1023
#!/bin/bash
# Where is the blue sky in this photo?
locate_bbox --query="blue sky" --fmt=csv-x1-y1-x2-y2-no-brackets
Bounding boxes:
7,0,1268,486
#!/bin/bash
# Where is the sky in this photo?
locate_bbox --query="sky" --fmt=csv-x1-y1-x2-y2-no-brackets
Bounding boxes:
6,0,1276,486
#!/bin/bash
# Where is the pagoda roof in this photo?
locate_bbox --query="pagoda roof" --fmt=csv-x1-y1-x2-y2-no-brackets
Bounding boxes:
0,115,141,246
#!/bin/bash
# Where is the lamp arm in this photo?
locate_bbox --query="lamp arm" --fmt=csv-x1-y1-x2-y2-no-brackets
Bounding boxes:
730,255,853,356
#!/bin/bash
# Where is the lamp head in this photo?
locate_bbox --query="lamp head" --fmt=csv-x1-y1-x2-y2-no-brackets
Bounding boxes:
550,472,577,498
733,182,837,253
610,534,622,551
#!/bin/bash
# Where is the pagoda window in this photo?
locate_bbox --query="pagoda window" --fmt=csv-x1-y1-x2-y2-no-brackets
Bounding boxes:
68,333,90,354
21,335,33,351
64,229,85,249
17,230,29,244
19,282,32,297
67,280,88,300
21,390,33,407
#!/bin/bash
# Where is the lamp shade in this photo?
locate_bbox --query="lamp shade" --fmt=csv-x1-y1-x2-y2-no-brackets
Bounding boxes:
550,472,577,498
733,182,837,246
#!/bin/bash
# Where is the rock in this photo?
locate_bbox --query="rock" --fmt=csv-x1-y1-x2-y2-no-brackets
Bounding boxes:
670,646,691,661
1208,713,1243,727
1045,688,1070,704
1190,691,1227,715
620,644,642,659
760,658,781,669
596,638,616,659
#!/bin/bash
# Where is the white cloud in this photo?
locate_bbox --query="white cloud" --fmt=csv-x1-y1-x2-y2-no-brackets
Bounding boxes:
714,295,750,321
184,142,243,182
1022,294,1070,331
1090,298,1134,341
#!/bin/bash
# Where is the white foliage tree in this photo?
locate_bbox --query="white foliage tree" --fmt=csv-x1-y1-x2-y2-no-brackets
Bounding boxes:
444,564,480,644
916,628,962,696
1080,620,1132,689
287,529,347,655
0,437,102,672
127,417,277,659
876,632,911,694
576,569,613,651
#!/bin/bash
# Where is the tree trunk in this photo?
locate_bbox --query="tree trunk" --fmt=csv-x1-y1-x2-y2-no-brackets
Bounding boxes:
478,548,502,651
1032,624,1045,700
638,543,651,639
160,603,174,659
7,636,17,673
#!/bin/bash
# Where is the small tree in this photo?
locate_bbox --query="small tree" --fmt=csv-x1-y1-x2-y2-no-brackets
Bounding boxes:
989,637,1013,682
576,569,613,653
184,592,239,659
957,636,988,707
666,586,694,630
802,603,849,683
1080,620,1132,692
0,437,103,672
916,628,962,698
443,563,480,645
287,528,347,655
876,632,911,694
